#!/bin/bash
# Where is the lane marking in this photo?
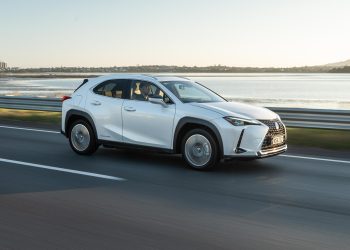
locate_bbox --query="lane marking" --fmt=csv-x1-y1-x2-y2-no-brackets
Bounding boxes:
1,125,349,165
280,154,350,165
0,125,60,134
0,157,126,181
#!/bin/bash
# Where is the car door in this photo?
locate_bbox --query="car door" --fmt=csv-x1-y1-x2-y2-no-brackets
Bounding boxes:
86,79,131,142
122,80,176,149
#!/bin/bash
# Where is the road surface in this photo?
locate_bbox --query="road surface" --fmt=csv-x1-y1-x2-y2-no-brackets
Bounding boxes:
0,122,349,249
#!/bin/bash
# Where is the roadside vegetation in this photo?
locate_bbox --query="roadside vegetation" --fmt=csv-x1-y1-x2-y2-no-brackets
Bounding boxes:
0,109,349,150
0,64,342,75
286,127,350,150
0,108,61,124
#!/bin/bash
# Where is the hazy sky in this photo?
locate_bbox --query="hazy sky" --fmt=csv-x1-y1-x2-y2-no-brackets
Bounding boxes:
1,0,350,68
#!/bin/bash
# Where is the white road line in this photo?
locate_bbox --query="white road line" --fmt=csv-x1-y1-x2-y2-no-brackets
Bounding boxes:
280,154,350,164
1,125,349,166
0,125,60,134
0,158,126,181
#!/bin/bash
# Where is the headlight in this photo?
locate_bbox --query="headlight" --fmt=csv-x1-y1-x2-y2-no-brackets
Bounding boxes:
224,116,261,126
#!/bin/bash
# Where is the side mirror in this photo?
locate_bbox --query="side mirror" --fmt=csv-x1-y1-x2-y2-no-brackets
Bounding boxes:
149,96,167,107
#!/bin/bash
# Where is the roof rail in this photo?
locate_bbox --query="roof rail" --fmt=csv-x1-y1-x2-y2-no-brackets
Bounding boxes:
151,74,192,80
140,74,157,80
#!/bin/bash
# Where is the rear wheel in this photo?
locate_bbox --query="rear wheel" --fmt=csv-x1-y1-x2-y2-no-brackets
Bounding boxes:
181,129,219,170
68,119,98,155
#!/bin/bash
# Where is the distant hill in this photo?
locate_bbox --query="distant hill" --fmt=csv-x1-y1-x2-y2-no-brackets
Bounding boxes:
323,59,350,68
2,59,350,74
329,66,350,73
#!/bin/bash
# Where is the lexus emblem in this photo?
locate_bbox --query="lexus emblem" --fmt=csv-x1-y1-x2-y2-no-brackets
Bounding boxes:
275,122,280,130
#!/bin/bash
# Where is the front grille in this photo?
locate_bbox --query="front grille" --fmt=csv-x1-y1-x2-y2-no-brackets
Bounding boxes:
259,119,287,150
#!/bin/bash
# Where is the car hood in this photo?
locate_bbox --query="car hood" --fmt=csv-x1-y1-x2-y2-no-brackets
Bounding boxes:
190,101,278,120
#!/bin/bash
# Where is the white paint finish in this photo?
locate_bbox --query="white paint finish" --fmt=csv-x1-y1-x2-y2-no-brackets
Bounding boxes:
62,74,286,161
280,154,350,165
122,99,176,148
0,157,126,181
86,92,125,141
0,125,60,134
190,101,278,120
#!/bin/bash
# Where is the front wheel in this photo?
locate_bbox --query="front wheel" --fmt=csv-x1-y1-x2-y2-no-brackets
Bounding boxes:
68,120,98,155
181,129,219,170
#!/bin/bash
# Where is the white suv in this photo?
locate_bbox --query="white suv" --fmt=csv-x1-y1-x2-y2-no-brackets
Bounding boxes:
61,74,287,170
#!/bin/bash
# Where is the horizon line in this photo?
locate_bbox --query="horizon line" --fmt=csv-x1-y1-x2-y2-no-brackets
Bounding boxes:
3,64,339,69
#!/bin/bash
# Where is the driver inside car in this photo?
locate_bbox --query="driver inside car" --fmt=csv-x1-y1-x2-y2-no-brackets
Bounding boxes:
133,82,151,101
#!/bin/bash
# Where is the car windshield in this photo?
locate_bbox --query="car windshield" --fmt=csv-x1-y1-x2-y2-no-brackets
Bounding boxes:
160,80,226,103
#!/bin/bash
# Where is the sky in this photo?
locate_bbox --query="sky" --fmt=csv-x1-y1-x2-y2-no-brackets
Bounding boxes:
1,0,350,68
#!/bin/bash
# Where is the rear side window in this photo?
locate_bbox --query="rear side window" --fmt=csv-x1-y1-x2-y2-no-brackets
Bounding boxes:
93,79,131,99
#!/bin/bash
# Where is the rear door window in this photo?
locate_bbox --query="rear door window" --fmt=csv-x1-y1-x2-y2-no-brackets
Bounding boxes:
93,79,131,99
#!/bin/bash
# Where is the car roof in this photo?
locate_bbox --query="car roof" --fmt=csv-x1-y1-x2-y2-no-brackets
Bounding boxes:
89,74,191,83
90,74,155,82
153,76,191,82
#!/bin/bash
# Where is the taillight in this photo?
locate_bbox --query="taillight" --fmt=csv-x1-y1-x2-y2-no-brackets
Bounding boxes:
61,96,71,102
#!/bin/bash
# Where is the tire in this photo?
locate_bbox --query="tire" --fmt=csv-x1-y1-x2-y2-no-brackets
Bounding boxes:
68,119,98,155
181,128,219,170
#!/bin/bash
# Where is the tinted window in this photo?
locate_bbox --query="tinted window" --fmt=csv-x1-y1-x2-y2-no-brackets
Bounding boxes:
93,79,131,99
160,80,225,103
130,80,172,103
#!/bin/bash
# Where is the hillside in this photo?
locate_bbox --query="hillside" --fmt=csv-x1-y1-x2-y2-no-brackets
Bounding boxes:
324,59,350,68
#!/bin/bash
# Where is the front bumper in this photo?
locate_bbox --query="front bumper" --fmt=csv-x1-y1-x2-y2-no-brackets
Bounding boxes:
224,144,287,160
257,144,287,158
217,117,287,160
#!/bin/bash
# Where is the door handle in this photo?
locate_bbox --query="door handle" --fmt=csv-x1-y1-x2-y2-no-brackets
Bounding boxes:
124,106,136,112
91,100,101,106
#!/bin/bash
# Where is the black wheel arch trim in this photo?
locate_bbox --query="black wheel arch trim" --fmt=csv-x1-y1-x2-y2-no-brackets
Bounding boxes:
64,109,98,139
99,139,173,154
173,117,224,157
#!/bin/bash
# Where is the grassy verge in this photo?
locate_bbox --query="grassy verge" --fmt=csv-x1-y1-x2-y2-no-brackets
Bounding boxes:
0,108,61,124
286,127,350,151
0,109,349,150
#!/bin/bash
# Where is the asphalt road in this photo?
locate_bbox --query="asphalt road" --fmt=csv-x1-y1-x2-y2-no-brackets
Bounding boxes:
0,123,350,250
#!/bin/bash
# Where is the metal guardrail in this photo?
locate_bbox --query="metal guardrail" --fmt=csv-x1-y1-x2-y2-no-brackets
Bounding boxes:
0,96,62,112
0,96,349,130
269,107,350,130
